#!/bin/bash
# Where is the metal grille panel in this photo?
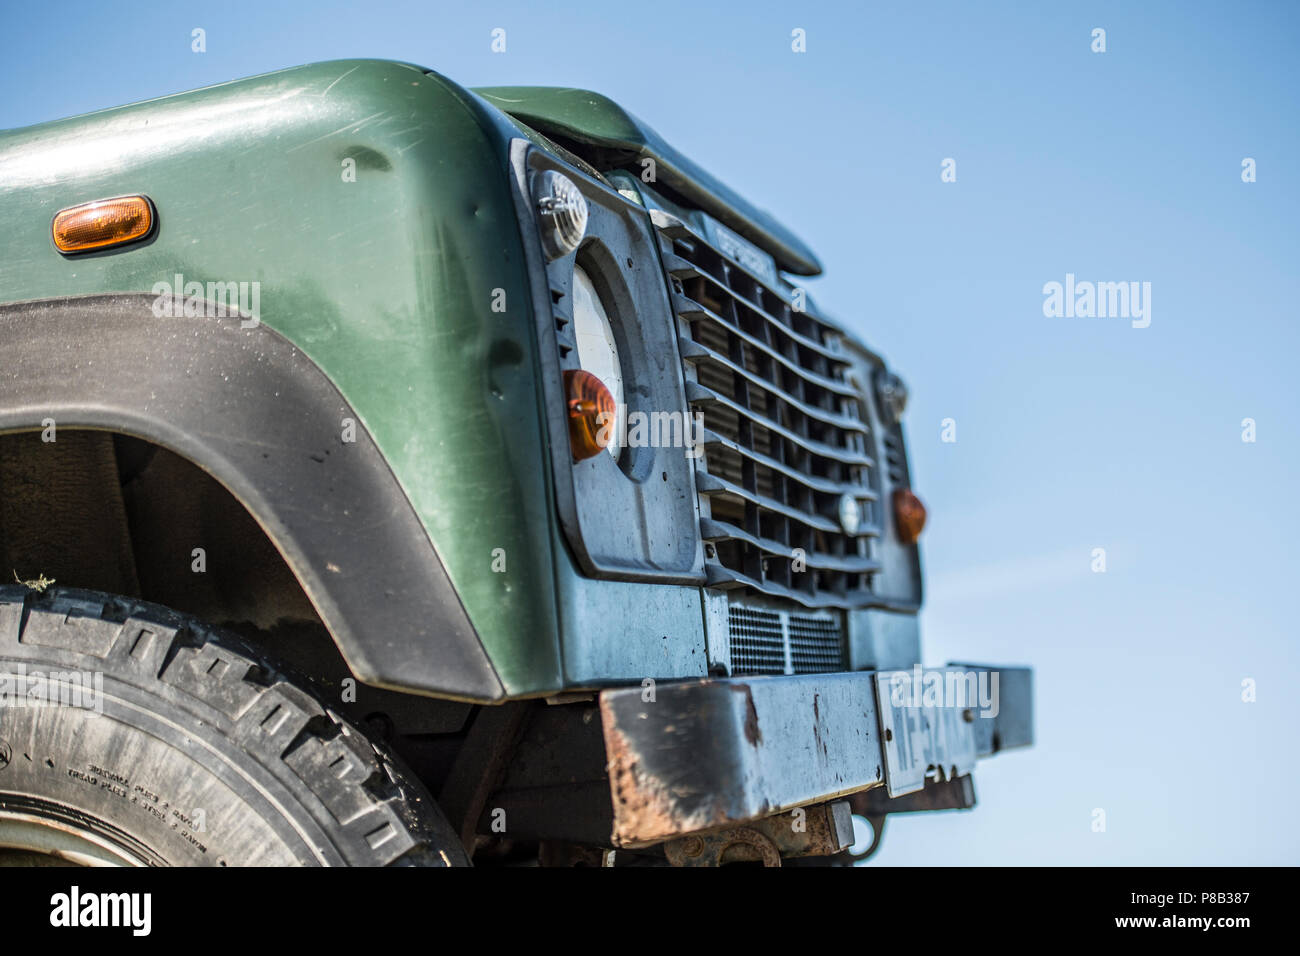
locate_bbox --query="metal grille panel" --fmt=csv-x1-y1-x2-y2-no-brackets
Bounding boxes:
788,615,845,673
728,604,844,675
652,210,882,609
728,606,787,676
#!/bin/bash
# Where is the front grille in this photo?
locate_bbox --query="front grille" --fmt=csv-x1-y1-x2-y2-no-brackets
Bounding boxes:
728,604,844,675
883,430,907,486
652,211,882,610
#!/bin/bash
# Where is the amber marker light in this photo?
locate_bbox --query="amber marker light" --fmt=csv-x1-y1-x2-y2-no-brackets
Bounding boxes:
564,369,616,461
52,196,155,254
894,488,927,543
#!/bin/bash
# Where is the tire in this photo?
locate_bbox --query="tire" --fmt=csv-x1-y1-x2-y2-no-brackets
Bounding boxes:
0,585,467,866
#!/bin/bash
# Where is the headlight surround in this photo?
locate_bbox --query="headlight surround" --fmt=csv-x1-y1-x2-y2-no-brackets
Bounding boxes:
516,144,703,583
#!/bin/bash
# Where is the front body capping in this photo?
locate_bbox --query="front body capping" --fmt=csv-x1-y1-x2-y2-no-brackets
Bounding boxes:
598,666,1032,847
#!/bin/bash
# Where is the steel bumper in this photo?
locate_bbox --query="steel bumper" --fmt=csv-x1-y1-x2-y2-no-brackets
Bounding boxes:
599,665,1032,847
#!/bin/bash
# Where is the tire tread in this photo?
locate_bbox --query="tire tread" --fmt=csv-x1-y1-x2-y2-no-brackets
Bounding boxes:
0,584,466,866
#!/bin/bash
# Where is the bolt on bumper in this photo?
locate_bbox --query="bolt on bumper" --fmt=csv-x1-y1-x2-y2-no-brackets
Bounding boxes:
598,665,1032,848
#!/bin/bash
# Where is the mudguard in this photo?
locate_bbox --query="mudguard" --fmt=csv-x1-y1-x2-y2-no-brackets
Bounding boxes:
0,293,504,701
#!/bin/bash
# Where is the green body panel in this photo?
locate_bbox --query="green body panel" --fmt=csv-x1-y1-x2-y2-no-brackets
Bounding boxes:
475,86,823,277
0,60,566,695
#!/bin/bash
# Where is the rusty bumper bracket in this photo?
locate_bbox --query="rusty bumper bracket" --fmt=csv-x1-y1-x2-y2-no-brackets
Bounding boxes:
662,800,855,866
600,672,885,847
599,666,1032,848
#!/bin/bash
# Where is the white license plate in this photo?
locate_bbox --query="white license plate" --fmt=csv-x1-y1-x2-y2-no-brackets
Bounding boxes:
874,671,978,797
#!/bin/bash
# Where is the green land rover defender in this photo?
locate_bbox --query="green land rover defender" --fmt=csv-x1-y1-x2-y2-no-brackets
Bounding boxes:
0,59,1031,866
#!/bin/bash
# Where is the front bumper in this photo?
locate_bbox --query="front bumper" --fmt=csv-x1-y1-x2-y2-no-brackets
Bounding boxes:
599,665,1032,847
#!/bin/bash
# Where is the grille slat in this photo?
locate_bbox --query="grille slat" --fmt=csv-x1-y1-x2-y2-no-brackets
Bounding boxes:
675,299,858,398
686,381,873,468
697,470,850,536
708,564,874,610
699,430,876,499
682,337,868,433
700,518,880,574
676,263,853,366
655,210,881,611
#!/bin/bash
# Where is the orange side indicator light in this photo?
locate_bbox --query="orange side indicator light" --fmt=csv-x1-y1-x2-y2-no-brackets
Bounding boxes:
893,488,927,543
563,369,615,461
52,196,155,254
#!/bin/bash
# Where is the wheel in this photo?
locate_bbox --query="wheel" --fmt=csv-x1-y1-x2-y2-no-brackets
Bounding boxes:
0,585,467,866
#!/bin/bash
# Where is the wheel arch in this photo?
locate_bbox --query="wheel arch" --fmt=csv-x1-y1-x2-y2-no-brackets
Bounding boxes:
0,293,505,702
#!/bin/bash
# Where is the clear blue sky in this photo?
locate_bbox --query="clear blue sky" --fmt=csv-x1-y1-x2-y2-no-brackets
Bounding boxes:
3,1,1297,864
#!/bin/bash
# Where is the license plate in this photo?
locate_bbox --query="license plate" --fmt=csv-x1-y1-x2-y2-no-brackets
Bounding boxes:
874,670,978,797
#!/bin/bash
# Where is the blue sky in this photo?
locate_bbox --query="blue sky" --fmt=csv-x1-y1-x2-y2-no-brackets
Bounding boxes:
3,1,1297,864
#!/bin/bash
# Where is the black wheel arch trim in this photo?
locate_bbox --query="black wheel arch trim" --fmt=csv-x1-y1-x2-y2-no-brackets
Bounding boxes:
0,293,505,702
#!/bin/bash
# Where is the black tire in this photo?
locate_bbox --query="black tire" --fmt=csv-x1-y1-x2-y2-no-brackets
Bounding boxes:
0,586,467,866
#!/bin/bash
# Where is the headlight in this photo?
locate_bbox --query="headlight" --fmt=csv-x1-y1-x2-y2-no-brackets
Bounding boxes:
570,264,624,460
